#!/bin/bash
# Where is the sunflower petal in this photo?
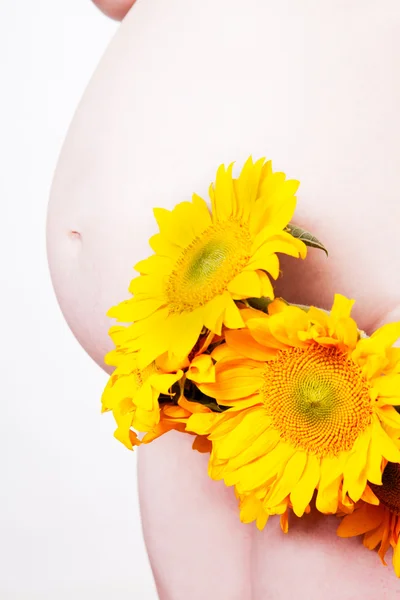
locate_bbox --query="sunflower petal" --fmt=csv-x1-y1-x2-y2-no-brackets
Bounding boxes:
290,454,321,517
265,451,307,508
337,504,384,537
228,270,262,298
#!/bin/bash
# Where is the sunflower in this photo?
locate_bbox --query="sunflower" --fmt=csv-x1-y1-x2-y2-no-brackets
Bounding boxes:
194,294,400,523
337,461,400,576
107,157,306,368
101,330,183,449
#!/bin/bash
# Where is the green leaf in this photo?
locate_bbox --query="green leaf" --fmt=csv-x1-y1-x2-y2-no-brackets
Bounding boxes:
181,380,230,413
246,296,274,313
247,296,289,313
286,223,328,256
185,395,229,413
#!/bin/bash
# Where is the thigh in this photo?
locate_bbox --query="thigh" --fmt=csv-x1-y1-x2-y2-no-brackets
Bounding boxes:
139,439,400,600
138,432,253,600
253,510,400,600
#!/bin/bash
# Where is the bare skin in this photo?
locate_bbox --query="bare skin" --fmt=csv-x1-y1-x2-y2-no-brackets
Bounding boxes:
92,0,136,20
48,1,400,597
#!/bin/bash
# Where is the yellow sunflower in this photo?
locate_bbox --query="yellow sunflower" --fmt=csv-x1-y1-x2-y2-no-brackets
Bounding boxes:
101,329,183,449
108,156,306,368
194,295,400,523
337,461,400,576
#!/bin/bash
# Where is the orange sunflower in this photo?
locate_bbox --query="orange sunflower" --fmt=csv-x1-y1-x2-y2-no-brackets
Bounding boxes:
191,295,400,527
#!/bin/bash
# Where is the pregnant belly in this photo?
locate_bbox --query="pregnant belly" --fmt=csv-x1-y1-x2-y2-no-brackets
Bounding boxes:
47,1,400,597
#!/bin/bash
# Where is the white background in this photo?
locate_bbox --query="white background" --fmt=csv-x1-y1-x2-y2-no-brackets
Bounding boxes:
1,2,157,598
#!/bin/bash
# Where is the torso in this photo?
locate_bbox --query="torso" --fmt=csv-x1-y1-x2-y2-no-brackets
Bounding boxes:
47,1,400,597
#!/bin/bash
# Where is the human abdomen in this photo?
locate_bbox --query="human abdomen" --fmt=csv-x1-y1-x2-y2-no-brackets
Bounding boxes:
47,1,400,597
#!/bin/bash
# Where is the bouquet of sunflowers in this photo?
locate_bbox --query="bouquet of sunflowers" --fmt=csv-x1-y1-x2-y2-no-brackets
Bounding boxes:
101,157,400,576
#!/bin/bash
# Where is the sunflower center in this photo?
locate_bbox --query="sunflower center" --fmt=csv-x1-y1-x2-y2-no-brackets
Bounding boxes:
165,219,252,313
370,462,400,515
261,345,372,457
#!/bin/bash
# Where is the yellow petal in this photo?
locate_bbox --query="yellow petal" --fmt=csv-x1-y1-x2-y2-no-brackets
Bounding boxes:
371,322,400,350
114,422,140,451
256,512,270,531
129,272,165,297
186,412,219,435
366,436,384,485
239,492,263,524
233,441,295,494
384,348,400,375
252,230,307,259
235,156,266,218
337,504,384,537
133,381,155,411
316,475,342,514
330,294,355,321
317,453,346,510
259,170,299,203
265,451,307,508
290,454,320,518
333,318,359,350
173,198,211,238
149,232,181,259
134,254,174,275
393,539,400,577
191,193,213,229
248,196,273,236
257,271,275,298
135,319,173,368
225,329,278,361
153,207,195,248
226,428,279,471
261,192,297,232
213,408,272,460
377,511,391,566
117,297,165,322
151,371,183,394
178,396,211,414
373,375,400,398
376,406,400,430
192,435,212,453
223,297,245,329
208,410,251,439
212,163,235,221
246,247,280,278
198,362,263,401
343,428,371,502
187,354,216,384
169,311,204,360
361,485,380,506
202,294,229,335
211,343,239,363
280,509,290,534
247,317,290,350
228,270,262,298
372,416,400,463
364,523,385,550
